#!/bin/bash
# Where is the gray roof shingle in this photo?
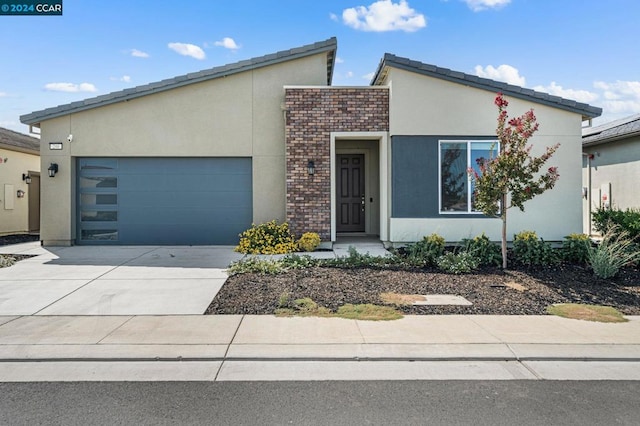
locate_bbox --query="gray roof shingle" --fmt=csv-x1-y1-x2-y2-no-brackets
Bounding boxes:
372,53,602,119
21,38,337,126
582,114,640,146
0,127,40,154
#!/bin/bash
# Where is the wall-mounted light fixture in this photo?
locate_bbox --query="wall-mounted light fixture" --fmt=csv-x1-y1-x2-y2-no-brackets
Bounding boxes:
17,189,25,198
22,173,32,184
582,187,588,200
307,160,315,176
48,163,59,178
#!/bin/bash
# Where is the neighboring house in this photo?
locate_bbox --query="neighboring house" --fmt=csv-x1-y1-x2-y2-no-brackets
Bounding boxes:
0,127,40,236
20,38,601,246
582,114,640,234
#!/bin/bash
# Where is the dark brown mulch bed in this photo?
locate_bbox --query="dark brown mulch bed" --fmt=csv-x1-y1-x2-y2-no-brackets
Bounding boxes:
205,264,640,316
0,234,39,247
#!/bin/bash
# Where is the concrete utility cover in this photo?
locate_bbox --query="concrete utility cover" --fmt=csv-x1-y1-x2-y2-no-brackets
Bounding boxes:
412,295,472,306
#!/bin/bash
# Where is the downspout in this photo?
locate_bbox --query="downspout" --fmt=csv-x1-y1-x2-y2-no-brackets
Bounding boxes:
582,152,592,235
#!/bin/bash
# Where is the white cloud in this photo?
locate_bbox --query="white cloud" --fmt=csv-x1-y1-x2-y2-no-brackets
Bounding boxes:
110,75,131,83
44,82,98,93
213,37,240,50
0,92,7,97
130,49,149,58
342,0,426,32
533,81,599,104
330,12,339,21
168,42,206,60
463,0,511,12
346,71,354,78
592,80,640,115
474,64,525,86
363,72,375,81
335,57,344,64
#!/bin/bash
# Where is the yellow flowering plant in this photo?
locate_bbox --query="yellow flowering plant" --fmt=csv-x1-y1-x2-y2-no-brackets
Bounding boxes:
298,232,321,252
235,220,298,254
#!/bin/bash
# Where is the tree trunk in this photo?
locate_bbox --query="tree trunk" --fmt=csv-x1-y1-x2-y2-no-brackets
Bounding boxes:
501,194,508,269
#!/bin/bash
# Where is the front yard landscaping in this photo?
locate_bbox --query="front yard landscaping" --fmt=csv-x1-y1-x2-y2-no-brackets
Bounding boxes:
206,259,640,317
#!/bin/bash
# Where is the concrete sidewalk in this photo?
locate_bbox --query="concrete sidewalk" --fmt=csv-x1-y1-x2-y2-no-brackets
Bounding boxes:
1,314,639,381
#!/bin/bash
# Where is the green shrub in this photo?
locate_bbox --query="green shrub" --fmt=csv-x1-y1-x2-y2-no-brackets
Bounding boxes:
323,246,397,268
227,257,286,275
562,233,591,264
235,220,298,254
588,226,640,279
298,232,321,252
435,251,480,274
460,233,501,267
592,207,640,242
512,230,559,266
280,254,318,269
403,233,446,267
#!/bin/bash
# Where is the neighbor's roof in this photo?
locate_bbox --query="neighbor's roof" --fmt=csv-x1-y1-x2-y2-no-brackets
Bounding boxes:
0,127,40,155
21,37,337,126
582,113,640,146
372,53,602,120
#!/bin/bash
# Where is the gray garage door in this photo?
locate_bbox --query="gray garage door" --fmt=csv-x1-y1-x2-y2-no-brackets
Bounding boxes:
77,157,252,245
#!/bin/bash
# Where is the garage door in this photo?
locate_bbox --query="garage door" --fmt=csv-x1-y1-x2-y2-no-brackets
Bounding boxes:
77,158,252,245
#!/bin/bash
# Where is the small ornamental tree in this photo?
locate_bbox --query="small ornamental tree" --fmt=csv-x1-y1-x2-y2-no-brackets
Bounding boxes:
469,93,560,269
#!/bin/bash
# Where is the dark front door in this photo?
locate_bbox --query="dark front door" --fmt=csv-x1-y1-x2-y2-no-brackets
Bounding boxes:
28,173,40,233
337,154,365,233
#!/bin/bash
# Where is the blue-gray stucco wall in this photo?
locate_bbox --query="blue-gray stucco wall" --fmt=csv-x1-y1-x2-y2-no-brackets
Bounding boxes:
391,135,495,218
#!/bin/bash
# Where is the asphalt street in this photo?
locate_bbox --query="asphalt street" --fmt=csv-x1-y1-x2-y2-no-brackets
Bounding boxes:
1,381,639,425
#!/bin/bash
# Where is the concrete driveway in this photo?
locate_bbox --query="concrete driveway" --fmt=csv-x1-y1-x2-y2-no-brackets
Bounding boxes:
0,242,243,315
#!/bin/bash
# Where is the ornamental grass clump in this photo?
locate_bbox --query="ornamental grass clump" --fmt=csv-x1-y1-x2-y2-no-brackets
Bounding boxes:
588,226,640,279
235,220,298,254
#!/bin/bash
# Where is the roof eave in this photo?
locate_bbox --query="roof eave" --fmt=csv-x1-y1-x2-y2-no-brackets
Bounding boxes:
0,141,39,155
583,130,640,147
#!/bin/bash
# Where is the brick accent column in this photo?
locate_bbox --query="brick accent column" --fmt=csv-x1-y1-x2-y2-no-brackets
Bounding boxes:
285,87,389,240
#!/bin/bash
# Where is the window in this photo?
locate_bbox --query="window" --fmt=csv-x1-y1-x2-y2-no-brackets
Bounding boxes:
439,140,498,213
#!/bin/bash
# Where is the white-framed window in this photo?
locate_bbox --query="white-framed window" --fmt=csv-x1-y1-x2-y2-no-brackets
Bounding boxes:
438,140,498,214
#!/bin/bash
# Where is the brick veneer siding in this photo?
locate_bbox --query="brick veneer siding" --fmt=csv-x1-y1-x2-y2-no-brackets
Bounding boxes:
285,87,389,240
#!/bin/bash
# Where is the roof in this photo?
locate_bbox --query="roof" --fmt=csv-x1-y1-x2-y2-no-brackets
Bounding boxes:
372,53,602,120
0,127,40,155
582,114,640,146
21,37,337,126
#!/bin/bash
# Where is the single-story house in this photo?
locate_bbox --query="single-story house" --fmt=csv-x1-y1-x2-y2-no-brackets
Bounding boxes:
20,37,601,246
0,127,40,236
582,114,640,234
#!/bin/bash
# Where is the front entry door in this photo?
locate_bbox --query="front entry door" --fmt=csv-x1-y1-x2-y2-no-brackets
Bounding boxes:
28,173,40,233
337,154,365,233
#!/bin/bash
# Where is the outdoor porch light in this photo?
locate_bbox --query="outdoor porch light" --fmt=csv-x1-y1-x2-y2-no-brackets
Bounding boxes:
47,163,58,178
307,160,315,175
22,173,32,184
